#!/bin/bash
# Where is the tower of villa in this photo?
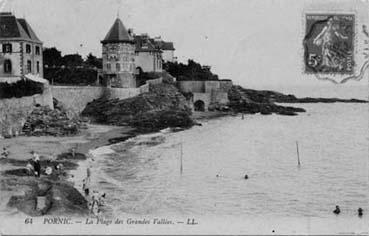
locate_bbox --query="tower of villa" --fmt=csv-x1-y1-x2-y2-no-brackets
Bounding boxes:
101,17,136,88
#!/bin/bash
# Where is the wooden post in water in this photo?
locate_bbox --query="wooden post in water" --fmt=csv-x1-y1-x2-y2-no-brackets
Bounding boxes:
296,141,301,166
180,142,183,174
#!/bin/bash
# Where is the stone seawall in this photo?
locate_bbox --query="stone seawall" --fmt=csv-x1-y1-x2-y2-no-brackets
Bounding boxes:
0,87,53,137
146,77,163,86
51,83,154,114
106,87,142,100
51,86,106,114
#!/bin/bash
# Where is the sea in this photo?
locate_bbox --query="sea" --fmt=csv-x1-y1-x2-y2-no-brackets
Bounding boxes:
69,84,368,234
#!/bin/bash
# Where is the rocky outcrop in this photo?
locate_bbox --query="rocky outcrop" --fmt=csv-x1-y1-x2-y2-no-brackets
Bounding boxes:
22,99,81,136
3,151,89,216
130,110,194,132
6,179,88,216
232,87,367,104
228,86,306,116
82,83,194,132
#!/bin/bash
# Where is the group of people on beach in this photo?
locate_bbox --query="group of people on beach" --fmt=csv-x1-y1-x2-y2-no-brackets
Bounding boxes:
82,154,106,216
25,151,63,177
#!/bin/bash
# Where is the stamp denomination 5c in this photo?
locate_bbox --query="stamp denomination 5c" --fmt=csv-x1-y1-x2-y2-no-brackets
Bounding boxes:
304,14,355,74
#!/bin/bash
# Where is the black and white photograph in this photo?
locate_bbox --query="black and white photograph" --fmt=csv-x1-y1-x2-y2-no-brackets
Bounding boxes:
0,0,368,235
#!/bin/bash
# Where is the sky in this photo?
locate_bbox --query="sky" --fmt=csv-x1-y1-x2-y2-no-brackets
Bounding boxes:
1,0,368,94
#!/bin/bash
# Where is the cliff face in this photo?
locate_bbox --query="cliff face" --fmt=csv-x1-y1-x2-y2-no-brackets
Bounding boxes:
82,82,194,132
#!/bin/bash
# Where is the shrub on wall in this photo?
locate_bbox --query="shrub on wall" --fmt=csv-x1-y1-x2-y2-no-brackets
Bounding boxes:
0,79,43,99
44,68,98,85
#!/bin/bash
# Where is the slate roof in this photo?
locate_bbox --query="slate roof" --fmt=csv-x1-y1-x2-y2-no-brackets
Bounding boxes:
17,18,41,42
0,12,42,43
153,40,175,50
134,35,159,52
101,18,134,44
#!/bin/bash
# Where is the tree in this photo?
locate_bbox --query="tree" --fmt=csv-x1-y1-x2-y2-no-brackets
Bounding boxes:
61,54,83,68
85,53,102,69
43,47,62,67
163,59,219,81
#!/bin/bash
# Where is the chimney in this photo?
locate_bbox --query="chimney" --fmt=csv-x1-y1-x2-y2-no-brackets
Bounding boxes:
128,28,134,36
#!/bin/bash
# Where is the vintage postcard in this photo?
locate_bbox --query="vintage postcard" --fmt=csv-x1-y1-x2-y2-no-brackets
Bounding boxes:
0,0,368,235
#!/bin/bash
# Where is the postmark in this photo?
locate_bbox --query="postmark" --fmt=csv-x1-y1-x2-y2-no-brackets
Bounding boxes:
304,14,355,75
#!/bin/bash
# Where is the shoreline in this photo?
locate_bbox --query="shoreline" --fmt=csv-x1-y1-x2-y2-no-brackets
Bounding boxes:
0,110,228,216
1,102,366,217
0,124,137,216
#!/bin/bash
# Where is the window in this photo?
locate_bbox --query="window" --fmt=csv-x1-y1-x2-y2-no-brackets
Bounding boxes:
35,46,40,55
116,63,120,71
36,61,40,73
106,63,111,70
27,60,32,73
2,44,12,53
26,44,31,54
122,63,128,71
3,60,11,73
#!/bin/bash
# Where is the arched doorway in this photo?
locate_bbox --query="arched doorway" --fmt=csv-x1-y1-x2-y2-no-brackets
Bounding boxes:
135,67,143,75
194,100,205,111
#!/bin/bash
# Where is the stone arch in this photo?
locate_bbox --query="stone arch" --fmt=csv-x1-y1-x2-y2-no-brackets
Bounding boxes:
194,100,205,111
135,66,143,75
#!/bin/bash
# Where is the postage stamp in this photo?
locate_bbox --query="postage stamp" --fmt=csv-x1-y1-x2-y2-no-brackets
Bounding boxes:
304,14,355,74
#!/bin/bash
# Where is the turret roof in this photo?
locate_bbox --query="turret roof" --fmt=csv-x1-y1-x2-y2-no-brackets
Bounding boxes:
101,18,133,44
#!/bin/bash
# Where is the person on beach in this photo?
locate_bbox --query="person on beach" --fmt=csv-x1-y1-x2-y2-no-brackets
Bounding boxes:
89,191,106,216
90,196,100,216
31,151,41,177
82,178,90,196
1,147,9,158
26,160,34,175
71,147,76,158
82,168,91,196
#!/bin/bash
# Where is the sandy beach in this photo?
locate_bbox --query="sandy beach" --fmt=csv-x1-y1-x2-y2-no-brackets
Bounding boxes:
0,111,222,217
0,124,136,217
0,124,135,161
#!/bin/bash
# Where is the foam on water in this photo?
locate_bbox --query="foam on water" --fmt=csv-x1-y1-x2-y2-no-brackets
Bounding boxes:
84,103,368,225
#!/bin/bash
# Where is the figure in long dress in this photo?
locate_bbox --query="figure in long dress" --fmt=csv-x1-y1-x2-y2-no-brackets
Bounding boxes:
313,17,348,69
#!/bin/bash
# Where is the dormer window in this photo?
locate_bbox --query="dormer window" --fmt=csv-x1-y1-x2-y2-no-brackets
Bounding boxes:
2,43,12,53
26,44,31,54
